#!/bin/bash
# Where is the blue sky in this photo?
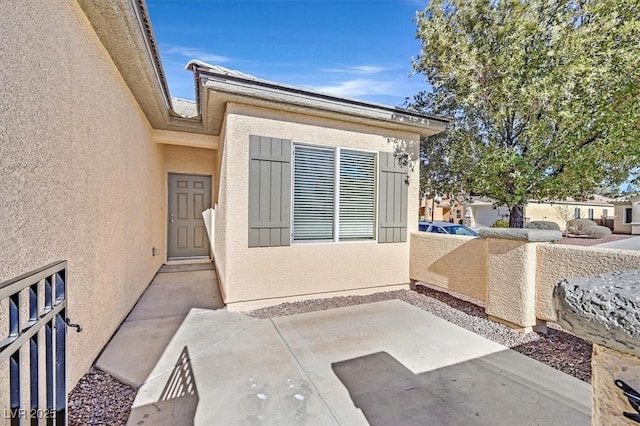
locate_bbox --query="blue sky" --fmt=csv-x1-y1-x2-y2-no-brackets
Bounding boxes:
147,0,429,106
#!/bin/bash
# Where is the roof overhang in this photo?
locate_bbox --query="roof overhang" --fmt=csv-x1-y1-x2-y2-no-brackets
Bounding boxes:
612,194,640,204
77,0,205,133
188,61,451,138
77,1,451,139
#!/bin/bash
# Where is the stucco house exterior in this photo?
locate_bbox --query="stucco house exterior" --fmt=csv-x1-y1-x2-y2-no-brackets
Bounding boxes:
1,0,449,388
418,198,465,223
612,194,640,234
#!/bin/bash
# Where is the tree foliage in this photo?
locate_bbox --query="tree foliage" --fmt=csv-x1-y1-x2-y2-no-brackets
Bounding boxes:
410,0,640,227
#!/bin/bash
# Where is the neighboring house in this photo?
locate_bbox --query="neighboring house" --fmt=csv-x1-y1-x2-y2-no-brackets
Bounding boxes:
1,0,449,387
465,195,614,229
419,198,465,223
612,194,640,234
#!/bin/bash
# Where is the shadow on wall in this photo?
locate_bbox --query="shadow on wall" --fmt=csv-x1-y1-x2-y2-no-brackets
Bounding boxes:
128,346,199,426
420,237,487,302
332,351,590,426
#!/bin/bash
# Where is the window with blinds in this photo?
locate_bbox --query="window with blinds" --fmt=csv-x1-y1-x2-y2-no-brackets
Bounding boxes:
339,150,376,240
293,146,335,241
292,145,377,242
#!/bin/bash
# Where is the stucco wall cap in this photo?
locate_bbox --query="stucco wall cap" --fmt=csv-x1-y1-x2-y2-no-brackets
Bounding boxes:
554,270,640,358
478,228,562,242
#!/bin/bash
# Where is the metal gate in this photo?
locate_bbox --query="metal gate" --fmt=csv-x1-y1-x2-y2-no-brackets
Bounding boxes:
0,261,78,425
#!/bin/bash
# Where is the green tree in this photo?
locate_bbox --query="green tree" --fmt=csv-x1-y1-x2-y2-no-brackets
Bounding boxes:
410,0,640,227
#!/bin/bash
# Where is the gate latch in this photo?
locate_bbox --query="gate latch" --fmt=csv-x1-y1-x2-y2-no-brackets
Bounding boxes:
616,379,640,423
65,318,83,333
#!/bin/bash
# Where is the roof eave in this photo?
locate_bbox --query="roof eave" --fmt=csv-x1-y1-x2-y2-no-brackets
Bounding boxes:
77,0,183,130
191,67,450,137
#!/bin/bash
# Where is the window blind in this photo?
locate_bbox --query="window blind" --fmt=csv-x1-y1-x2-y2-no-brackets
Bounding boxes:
293,146,335,241
339,150,376,240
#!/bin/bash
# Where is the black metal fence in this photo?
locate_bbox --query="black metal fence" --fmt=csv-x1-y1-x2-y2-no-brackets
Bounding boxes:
0,261,69,425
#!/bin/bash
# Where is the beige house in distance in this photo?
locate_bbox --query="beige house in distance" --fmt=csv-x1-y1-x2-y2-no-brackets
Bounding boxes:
612,194,640,234
1,0,449,389
419,196,614,230
418,198,465,223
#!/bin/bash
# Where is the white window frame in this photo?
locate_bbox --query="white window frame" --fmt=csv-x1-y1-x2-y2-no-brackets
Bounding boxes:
291,143,378,244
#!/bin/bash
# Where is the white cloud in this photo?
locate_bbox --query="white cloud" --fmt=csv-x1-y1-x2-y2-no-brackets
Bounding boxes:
163,46,230,63
322,65,392,75
310,79,397,98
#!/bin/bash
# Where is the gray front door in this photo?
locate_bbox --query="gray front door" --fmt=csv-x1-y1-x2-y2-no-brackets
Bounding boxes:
168,173,212,258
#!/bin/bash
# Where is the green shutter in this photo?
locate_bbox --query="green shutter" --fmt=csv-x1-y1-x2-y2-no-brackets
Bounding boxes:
248,135,291,247
378,151,408,243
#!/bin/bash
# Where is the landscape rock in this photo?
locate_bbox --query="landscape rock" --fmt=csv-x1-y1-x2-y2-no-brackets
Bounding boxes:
554,269,640,358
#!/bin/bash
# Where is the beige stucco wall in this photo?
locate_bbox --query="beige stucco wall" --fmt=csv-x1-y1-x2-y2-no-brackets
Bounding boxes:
592,344,640,425
614,203,632,234
485,239,539,328
1,0,165,389
216,103,420,307
535,244,640,321
213,116,228,299
613,201,640,234
409,232,486,301
409,233,640,329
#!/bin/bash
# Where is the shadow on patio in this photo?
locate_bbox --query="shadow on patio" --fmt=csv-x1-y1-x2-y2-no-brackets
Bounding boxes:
332,351,589,426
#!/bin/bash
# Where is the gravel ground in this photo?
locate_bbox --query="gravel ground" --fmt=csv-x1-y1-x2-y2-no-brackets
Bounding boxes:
556,234,631,247
68,367,136,426
68,284,592,425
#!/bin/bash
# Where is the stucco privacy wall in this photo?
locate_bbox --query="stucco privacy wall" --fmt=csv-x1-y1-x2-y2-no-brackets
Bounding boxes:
410,232,640,327
217,103,419,307
536,244,640,321
0,0,165,388
409,232,486,302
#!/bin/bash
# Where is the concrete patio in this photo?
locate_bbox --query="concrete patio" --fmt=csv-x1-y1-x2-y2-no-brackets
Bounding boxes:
97,264,591,425
594,235,640,251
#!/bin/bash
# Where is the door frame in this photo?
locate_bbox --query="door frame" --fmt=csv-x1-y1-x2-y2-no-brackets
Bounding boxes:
166,172,213,260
